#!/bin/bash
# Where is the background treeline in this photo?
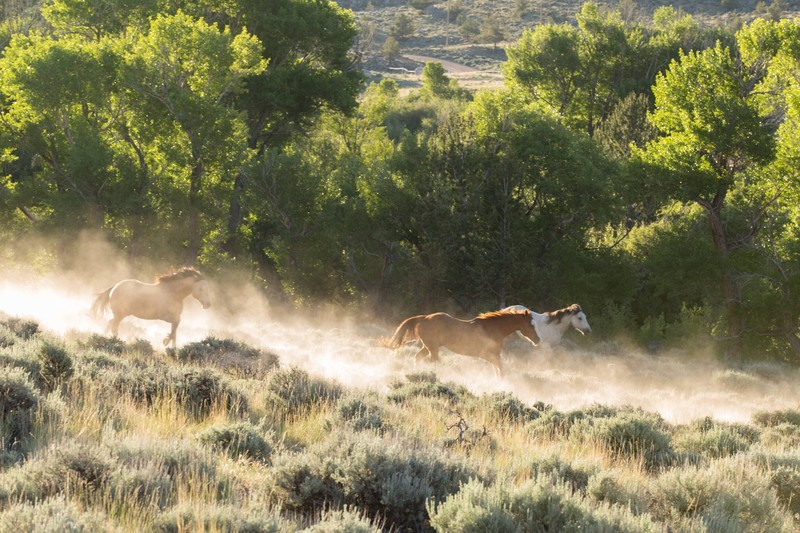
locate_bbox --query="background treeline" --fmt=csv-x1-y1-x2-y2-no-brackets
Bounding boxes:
2,0,800,361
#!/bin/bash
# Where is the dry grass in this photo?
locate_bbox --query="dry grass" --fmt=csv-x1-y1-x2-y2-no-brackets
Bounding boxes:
2,314,800,531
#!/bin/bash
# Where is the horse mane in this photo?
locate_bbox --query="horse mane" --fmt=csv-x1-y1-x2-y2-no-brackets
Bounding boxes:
156,267,204,284
475,308,530,320
545,304,582,324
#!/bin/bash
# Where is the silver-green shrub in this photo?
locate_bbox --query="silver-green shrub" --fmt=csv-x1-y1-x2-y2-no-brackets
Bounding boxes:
301,507,382,532
650,457,794,532
269,431,477,531
37,341,74,390
177,336,279,378
428,476,664,532
332,393,387,432
0,495,115,532
0,366,42,458
265,367,343,415
672,417,759,461
573,410,675,470
198,420,274,462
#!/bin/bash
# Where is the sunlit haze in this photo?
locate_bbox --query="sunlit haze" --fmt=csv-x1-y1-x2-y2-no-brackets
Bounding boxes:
2,233,798,425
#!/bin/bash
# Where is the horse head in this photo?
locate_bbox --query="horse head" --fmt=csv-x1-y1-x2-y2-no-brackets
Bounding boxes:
192,278,212,309
568,304,591,335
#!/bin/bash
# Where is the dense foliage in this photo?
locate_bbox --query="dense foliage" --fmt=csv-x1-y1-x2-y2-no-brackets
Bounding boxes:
2,1,800,361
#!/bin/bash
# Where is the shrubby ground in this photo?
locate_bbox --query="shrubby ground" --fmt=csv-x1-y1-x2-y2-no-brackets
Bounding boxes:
1,316,800,531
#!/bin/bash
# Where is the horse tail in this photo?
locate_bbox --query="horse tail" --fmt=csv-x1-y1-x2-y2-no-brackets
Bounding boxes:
90,287,113,319
380,315,424,349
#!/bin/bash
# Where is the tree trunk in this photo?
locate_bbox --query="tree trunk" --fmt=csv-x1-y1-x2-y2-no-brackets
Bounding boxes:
785,330,800,360
186,161,204,265
223,171,246,257
701,193,743,359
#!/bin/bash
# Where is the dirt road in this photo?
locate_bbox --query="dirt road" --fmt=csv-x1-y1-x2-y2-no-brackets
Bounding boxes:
402,54,476,73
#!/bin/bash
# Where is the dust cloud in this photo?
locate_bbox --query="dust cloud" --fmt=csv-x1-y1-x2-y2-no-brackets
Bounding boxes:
1,232,798,425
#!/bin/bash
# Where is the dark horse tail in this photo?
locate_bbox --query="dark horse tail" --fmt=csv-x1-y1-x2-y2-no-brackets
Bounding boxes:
90,287,112,319
380,315,424,349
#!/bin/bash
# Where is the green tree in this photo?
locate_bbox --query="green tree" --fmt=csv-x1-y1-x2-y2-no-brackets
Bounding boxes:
43,0,157,38
422,62,449,97
637,38,776,357
122,11,266,263
359,89,621,311
0,32,125,260
391,12,415,41
382,36,401,63
479,16,505,50
504,2,639,135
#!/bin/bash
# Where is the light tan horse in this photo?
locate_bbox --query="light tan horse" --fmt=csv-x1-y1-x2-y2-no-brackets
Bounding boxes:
381,308,540,376
91,267,211,349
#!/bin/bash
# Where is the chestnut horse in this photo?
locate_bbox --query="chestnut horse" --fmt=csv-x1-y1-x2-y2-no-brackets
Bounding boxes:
503,303,591,349
381,308,540,376
90,267,211,349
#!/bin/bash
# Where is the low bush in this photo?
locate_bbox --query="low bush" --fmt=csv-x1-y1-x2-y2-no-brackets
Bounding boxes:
752,408,800,428
0,325,16,347
760,423,800,448
152,503,287,533
528,408,572,440
746,449,800,517
650,457,794,531
265,367,343,415
527,454,597,493
108,461,174,510
672,417,759,460
177,336,280,378
0,318,39,340
95,363,247,418
37,341,74,390
473,392,545,423
387,371,472,404
172,368,248,418
573,410,675,470
428,476,663,532
108,436,226,509
268,431,477,531
113,436,219,482
78,334,129,355
77,334,155,357
587,472,648,513
0,496,113,531
198,421,274,462
332,393,387,432
0,440,114,504
0,366,42,454
301,508,382,533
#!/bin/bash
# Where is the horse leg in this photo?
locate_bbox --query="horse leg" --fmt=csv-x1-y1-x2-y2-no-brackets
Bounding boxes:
106,316,122,338
428,344,441,362
414,346,431,366
164,321,178,349
483,350,503,378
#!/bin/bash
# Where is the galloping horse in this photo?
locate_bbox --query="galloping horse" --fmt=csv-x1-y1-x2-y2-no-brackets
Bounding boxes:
381,308,540,376
90,267,211,349
503,303,591,349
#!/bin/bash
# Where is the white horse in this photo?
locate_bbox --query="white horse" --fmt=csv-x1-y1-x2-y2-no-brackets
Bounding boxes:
503,304,591,349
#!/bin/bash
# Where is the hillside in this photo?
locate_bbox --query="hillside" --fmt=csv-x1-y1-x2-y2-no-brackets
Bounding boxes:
345,0,800,87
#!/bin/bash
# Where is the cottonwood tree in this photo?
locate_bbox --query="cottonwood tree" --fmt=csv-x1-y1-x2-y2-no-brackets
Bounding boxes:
636,37,777,358
122,12,266,263
0,33,124,259
504,2,638,135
